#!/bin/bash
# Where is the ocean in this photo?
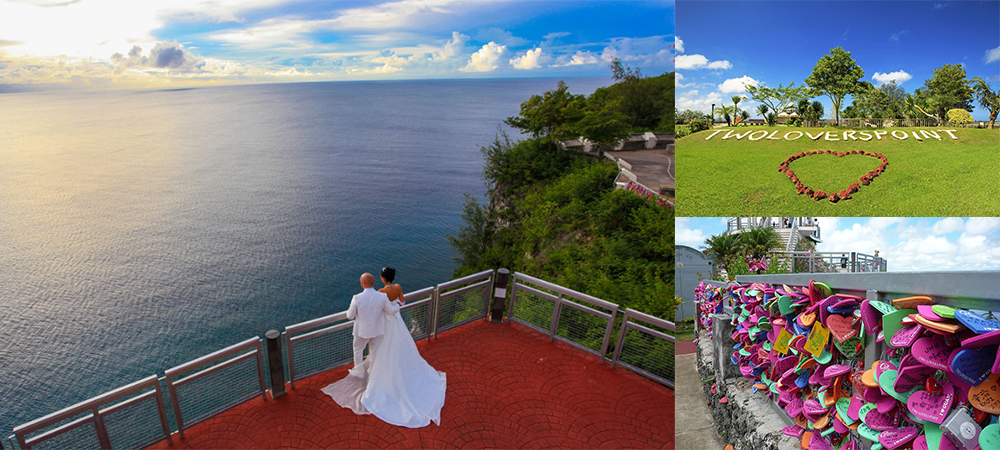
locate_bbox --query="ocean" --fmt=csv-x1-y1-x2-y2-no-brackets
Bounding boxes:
0,77,611,434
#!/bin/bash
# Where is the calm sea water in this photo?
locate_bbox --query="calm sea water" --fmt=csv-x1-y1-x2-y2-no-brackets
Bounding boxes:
0,77,611,434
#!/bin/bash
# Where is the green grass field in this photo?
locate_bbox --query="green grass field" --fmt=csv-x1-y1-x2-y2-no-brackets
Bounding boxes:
675,127,999,216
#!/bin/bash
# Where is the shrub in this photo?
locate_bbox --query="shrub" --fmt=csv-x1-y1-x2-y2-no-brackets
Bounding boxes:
688,118,712,133
675,124,691,138
766,112,778,126
947,108,974,127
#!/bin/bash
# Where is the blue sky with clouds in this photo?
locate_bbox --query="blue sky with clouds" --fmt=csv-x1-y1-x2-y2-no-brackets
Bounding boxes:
677,217,1000,272
675,1,999,121
0,0,673,90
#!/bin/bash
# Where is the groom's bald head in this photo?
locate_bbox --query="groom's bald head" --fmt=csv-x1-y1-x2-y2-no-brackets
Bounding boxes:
360,273,375,288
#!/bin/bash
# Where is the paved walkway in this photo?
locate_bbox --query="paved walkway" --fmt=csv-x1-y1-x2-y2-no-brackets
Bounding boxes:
146,320,674,449
612,149,674,200
675,352,726,450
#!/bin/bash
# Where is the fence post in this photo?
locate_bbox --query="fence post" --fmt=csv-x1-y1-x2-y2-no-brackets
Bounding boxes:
851,252,858,273
265,330,287,399
490,269,510,323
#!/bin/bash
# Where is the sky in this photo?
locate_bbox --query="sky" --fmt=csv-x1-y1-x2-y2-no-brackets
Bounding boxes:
675,1,1000,121
676,217,1000,272
0,0,673,92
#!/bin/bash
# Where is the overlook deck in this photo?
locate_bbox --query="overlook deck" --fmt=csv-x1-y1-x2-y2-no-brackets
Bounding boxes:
145,320,674,449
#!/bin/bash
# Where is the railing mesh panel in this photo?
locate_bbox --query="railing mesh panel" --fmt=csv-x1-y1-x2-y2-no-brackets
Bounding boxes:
400,301,432,341
618,327,674,384
436,286,489,332
174,354,260,428
291,326,353,380
511,288,555,331
103,397,165,449
28,420,101,450
555,304,609,353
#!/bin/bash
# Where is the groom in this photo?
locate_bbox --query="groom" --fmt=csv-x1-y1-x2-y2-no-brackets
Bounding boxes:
346,272,400,378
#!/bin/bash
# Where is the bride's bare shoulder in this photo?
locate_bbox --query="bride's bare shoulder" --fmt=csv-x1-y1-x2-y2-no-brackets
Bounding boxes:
380,284,404,301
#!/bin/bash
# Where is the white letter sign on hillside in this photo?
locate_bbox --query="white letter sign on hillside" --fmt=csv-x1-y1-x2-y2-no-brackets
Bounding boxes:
704,129,959,142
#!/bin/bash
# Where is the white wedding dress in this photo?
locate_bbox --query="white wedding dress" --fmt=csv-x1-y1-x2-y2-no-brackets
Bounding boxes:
322,300,447,427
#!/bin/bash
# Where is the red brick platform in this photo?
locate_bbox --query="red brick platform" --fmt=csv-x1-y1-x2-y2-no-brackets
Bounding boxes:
146,320,674,449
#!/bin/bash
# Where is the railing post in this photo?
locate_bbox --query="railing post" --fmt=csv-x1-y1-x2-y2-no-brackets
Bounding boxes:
851,252,858,273
265,330,287,399
285,332,297,390
490,269,510,323
430,286,440,339
548,294,563,342
93,407,112,450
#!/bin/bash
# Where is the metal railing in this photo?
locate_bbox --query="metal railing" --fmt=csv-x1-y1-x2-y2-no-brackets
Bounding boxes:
433,270,494,336
770,250,886,273
611,309,675,388
508,272,619,361
164,337,265,439
8,269,676,448
12,376,171,450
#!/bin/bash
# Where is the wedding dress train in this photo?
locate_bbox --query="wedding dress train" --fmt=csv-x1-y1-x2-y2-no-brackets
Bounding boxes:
322,302,447,427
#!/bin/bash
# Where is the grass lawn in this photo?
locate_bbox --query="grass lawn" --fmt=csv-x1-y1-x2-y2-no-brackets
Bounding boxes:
675,127,999,216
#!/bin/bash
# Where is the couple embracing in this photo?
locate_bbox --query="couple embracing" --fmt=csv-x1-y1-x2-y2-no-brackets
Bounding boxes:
321,268,447,428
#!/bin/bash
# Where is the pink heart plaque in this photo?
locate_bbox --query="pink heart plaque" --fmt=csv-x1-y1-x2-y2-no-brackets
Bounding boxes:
785,396,804,417
907,389,955,424
913,336,951,370
879,427,918,450
895,363,936,393
864,407,898,431
890,324,922,348
781,425,804,437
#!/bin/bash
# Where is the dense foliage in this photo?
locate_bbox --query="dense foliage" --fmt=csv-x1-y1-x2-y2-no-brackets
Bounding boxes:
449,135,674,321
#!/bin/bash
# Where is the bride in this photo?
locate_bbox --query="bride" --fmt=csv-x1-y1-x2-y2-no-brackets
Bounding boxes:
322,267,447,427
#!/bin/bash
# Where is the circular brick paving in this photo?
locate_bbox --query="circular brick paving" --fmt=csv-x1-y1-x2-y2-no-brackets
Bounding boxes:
145,320,674,449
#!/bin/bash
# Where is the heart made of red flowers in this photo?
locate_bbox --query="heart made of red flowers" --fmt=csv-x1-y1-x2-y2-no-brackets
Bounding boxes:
777,150,888,203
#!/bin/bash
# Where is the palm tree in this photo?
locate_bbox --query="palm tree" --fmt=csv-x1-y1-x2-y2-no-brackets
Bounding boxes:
740,110,750,124
704,233,741,275
737,226,781,261
731,95,743,124
715,104,735,126
970,77,998,129
797,98,811,126
756,104,769,118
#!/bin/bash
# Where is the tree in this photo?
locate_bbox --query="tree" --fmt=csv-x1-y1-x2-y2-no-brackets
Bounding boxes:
604,58,673,131
704,233,741,275
505,80,586,141
919,64,975,125
677,109,708,123
805,47,865,126
740,110,750,124
755,104,769,118
715,104,735,126
447,194,492,268
731,95,743,123
970,77,999,129
947,108,974,127
744,82,810,118
737,226,782,261
796,99,825,126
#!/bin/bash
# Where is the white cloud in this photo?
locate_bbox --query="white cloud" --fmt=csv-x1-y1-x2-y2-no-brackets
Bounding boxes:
675,89,724,114
675,36,684,53
868,217,906,231
675,217,708,248
872,70,912,85
461,41,507,72
967,217,1000,236
718,75,758,93
555,50,599,67
931,217,965,234
510,48,544,70
889,30,909,42
986,45,1000,64
433,31,469,61
675,54,731,70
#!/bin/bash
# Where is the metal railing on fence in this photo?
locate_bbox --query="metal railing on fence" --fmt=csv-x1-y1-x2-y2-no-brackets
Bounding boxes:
433,270,494,336
508,272,619,362
164,337,265,439
611,309,675,388
12,376,171,450
8,269,676,448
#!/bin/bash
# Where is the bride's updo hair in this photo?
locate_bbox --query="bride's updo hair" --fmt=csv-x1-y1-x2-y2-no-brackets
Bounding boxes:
381,267,396,283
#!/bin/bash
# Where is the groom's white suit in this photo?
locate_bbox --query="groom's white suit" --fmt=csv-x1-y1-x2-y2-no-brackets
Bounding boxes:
346,285,400,376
